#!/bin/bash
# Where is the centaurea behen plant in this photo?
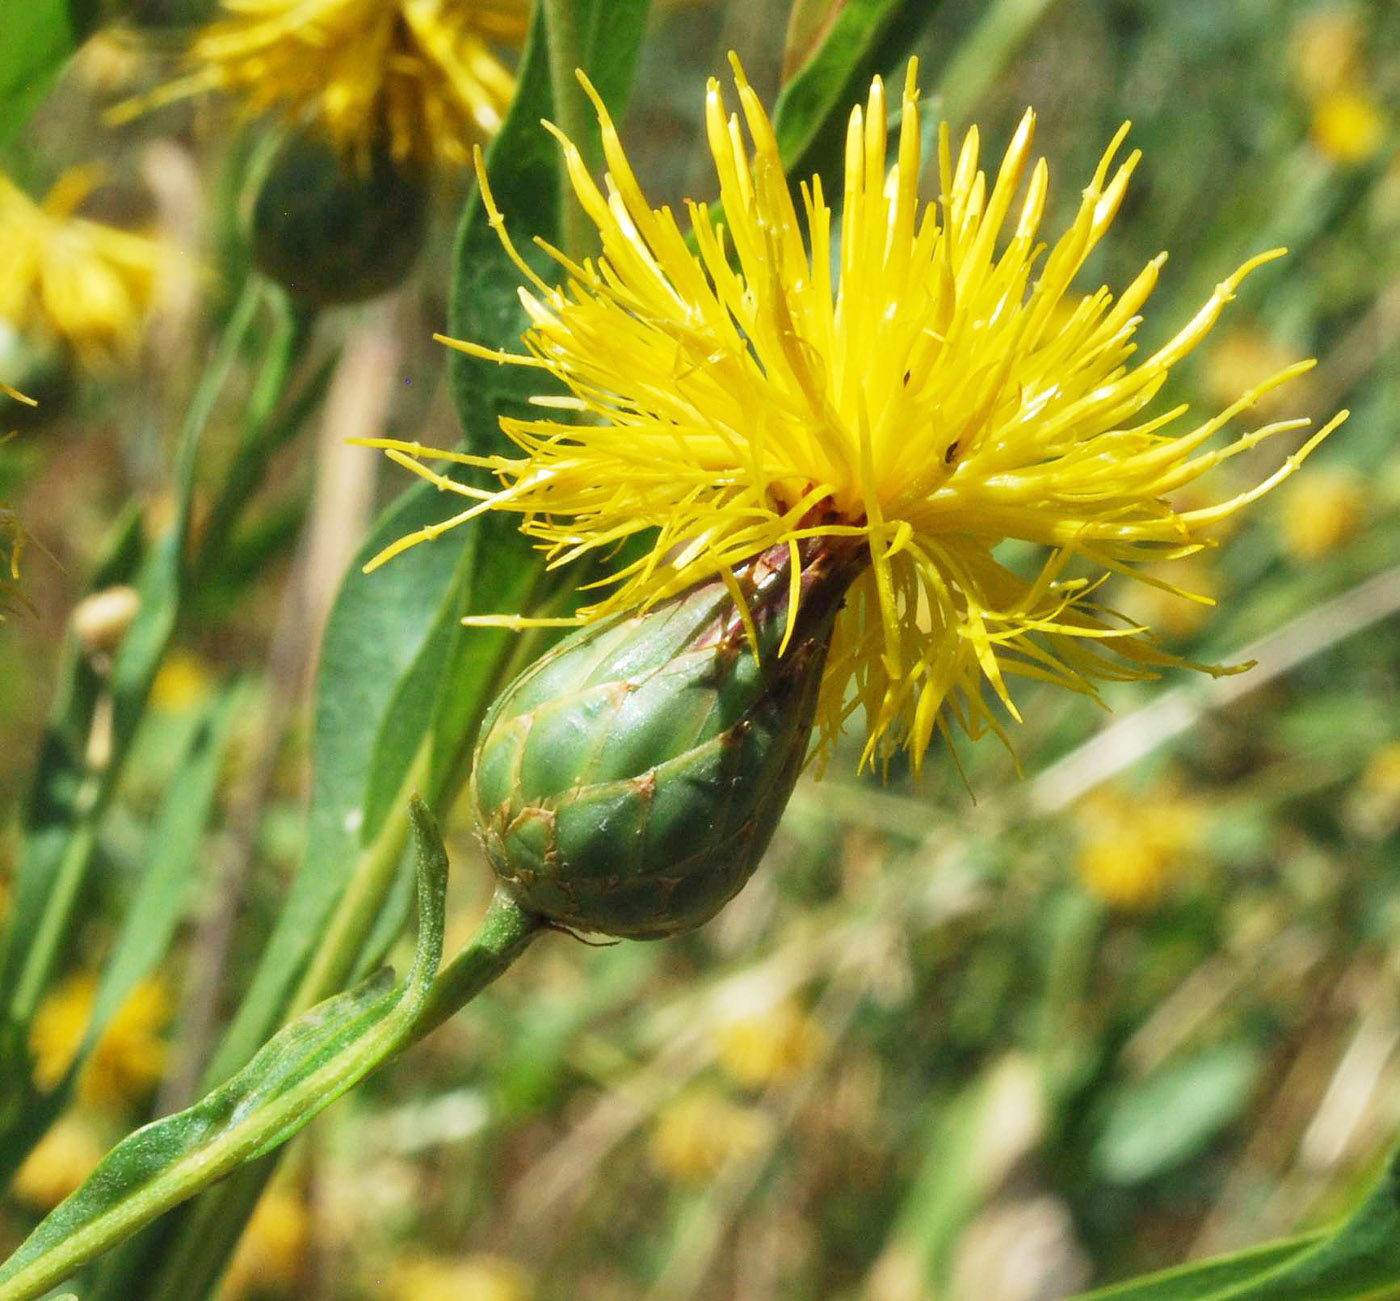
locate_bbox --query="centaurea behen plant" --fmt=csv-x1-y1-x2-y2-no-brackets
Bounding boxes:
365,58,1345,937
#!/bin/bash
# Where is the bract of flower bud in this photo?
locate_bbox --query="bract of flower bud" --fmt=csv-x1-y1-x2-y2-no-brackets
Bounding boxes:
471,541,861,938
250,129,428,307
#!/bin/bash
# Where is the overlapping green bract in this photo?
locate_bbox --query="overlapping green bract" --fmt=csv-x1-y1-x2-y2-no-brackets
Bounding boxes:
473,546,858,939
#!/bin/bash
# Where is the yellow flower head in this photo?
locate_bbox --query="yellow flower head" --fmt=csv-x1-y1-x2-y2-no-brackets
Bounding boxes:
0,168,167,364
29,972,171,1109
12,1113,106,1210
367,59,1344,772
1075,783,1203,909
715,994,824,1090
1310,87,1387,166
649,1086,769,1183
1278,465,1365,560
140,0,525,168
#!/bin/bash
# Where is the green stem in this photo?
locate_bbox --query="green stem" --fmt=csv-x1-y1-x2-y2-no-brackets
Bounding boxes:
412,889,542,1042
104,895,541,1301
543,0,592,260
286,743,430,1018
194,295,317,579
2,278,263,1029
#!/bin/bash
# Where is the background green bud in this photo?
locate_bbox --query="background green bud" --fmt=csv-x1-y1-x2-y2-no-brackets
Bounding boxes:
249,129,428,307
471,543,861,940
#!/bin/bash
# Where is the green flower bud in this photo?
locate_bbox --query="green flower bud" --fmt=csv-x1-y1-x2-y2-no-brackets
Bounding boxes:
471,543,861,939
250,129,427,307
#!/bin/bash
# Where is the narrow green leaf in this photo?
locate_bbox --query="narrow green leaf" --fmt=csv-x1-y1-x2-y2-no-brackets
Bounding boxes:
0,688,241,1185
206,483,475,1086
0,0,101,149
87,688,244,1041
772,0,930,177
447,0,651,450
0,799,449,1301
1076,1150,1400,1300
1076,1236,1325,1301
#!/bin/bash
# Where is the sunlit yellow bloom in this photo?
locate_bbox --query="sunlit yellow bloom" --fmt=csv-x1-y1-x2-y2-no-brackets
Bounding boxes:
1075,784,1203,909
386,1254,533,1301
1311,88,1387,165
29,973,171,1108
1278,466,1365,560
649,1086,769,1183
0,168,167,363
368,59,1344,771
134,0,526,168
12,1113,106,1210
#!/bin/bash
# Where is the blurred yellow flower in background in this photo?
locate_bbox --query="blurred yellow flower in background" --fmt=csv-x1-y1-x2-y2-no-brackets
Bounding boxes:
1278,466,1366,560
11,1113,105,1210
1202,326,1308,420
1311,88,1387,166
372,58,1344,773
1291,9,1364,98
1291,8,1388,167
133,0,526,169
650,1086,770,1183
715,994,824,1090
1075,785,1204,910
1118,557,1219,641
149,647,215,712
29,972,171,1108
386,1253,533,1301
0,168,168,364
223,1184,310,1300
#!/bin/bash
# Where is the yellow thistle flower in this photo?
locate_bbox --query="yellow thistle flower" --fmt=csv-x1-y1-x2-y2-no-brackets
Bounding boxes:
0,168,167,364
29,973,171,1109
367,59,1345,772
132,0,526,169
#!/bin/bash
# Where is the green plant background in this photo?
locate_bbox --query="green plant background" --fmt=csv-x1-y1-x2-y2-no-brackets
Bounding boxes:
2,0,1400,1298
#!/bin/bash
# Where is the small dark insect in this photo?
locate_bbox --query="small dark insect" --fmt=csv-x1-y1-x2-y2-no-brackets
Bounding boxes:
944,440,961,465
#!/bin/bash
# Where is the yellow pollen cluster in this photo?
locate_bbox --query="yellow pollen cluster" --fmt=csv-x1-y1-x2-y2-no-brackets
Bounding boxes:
0,168,167,363
366,57,1345,773
129,0,525,169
